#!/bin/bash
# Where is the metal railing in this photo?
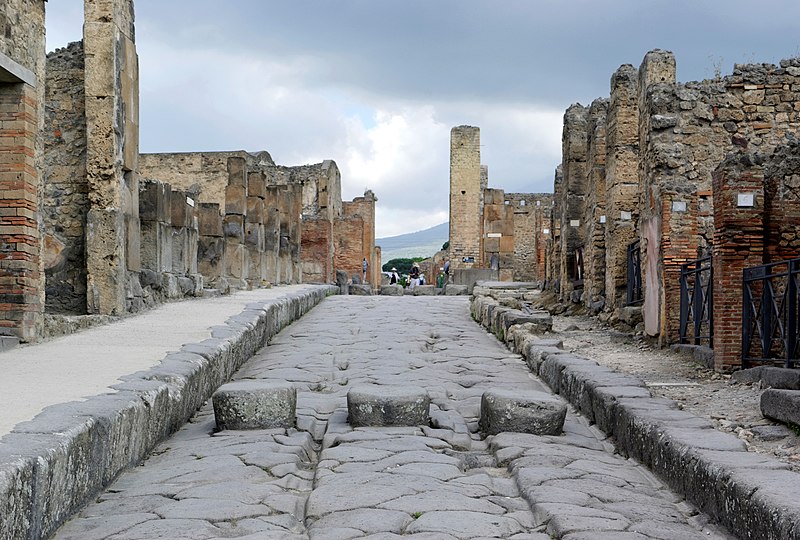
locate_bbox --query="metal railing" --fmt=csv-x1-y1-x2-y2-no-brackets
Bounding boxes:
626,240,643,306
742,257,800,368
679,256,713,347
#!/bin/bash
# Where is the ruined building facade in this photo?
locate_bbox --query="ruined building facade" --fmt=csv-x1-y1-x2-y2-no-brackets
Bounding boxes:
0,0,376,341
448,126,552,283
548,49,800,370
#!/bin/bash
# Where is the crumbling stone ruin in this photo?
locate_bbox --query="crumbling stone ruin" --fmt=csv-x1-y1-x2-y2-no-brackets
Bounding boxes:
0,0,377,342
547,49,800,370
448,125,552,286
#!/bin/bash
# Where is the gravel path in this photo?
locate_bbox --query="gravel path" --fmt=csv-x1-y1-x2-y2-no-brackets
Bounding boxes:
54,296,732,539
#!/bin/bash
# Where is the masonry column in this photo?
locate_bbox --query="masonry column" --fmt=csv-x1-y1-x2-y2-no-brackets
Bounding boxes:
84,0,140,315
559,105,589,303
711,153,765,370
449,126,482,269
605,64,640,310
223,157,248,289
583,99,608,310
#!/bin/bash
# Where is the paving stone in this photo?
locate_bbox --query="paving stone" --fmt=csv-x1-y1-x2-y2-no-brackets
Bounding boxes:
52,514,157,540
405,510,526,537
212,380,296,430
309,508,413,534
479,388,567,435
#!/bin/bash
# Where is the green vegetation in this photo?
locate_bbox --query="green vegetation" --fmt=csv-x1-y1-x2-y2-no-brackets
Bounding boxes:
382,257,426,274
442,240,449,250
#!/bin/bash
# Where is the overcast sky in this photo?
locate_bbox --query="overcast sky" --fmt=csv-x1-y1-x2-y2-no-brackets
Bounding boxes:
46,1,800,237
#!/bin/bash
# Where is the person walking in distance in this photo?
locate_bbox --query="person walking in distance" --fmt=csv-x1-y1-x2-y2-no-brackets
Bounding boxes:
362,257,368,283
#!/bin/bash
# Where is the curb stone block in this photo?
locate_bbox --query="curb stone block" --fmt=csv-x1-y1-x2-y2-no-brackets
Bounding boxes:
761,388,800,426
380,285,404,296
213,381,297,430
347,385,430,427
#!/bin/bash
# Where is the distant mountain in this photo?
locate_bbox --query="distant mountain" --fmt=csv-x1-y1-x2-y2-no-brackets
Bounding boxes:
377,222,448,267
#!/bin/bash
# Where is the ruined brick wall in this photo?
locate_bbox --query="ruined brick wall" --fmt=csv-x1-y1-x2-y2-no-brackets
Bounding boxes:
0,0,46,339
334,217,365,281
43,42,87,314
449,126,482,269
505,193,549,282
582,99,608,309
535,195,554,283
604,64,640,310
558,105,589,301
763,135,800,262
639,52,800,343
339,190,377,287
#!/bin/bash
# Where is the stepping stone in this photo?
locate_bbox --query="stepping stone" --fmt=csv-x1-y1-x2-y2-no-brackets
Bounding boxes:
380,285,404,296
444,284,468,296
212,380,296,430
348,385,430,427
479,388,567,436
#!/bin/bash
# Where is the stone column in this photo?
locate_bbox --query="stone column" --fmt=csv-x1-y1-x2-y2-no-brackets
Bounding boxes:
139,180,171,273
223,157,248,289
84,0,140,315
583,99,608,310
449,126,482,270
604,64,640,310
197,203,224,283
558,105,589,303
711,153,765,370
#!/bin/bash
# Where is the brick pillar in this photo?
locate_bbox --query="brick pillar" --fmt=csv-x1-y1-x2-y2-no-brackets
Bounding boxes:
139,180,171,272
0,83,41,340
711,154,765,371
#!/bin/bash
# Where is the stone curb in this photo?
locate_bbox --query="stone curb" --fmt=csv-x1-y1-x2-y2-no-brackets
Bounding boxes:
0,285,338,540
471,293,800,540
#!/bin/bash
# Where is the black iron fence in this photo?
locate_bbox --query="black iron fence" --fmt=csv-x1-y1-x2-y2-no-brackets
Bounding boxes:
742,257,800,368
626,240,643,306
679,256,713,347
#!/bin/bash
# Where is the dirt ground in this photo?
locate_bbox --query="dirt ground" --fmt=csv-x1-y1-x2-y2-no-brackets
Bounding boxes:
549,313,800,472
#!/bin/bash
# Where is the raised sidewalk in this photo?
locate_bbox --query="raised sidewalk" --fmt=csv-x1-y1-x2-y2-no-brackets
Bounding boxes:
0,284,337,540
472,285,800,540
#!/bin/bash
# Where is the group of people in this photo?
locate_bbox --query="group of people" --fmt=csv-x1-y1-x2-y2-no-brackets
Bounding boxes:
387,259,450,289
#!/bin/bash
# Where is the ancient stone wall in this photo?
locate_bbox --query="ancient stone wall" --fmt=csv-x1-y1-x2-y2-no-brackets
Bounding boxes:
0,0,46,340
481,188,514,281
449,126,482,269
43,42,88,314
549,166,562,289
639,53,800,343
505,193,536,281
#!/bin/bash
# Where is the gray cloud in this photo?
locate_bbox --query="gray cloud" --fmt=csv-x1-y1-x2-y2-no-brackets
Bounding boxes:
45,0,800,235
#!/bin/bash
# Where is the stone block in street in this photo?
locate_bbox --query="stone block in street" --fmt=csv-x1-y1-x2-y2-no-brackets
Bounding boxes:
444,284,468,296
761,388,800,427
479,388,566,436
733,366,800,390
212,380,296,430
413,285,436,296
380,285,403,296
347,385,430,427
349,284,372,295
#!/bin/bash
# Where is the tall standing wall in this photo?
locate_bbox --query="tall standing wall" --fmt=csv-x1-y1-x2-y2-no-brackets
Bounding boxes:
449,126,482,270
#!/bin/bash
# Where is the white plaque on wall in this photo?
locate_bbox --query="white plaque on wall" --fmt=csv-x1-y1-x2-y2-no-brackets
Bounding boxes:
570,219,580,227
621,211,632,220
487,232,502,238
672,201,687,212
737,193,755,207
599,215,606,224
542,228,550,234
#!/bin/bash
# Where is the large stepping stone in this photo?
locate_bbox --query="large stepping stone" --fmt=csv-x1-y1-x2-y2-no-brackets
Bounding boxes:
212,380,296,430
480,388,567,436
380,285,404,296
348,385,430,427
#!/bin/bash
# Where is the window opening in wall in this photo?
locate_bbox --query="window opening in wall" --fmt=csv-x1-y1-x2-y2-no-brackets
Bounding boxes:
461,190,466,195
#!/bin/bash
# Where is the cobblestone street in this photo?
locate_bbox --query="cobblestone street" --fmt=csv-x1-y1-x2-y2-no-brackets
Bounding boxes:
54,296,732,539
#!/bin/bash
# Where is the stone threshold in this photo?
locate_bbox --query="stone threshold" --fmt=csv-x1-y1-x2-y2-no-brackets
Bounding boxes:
472,292,800,540
0,285,338,540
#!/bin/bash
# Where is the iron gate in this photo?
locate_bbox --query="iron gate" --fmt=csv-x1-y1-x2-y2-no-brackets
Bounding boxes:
626,240,643,306
679,256,713,347
742,257,800,368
